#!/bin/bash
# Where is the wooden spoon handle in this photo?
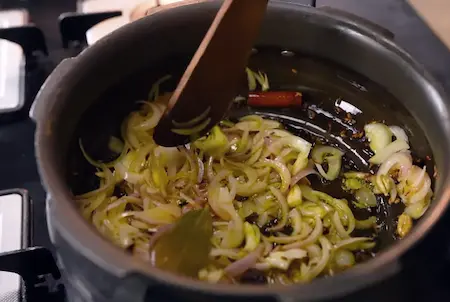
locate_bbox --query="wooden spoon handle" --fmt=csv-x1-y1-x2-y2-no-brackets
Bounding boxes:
166,0,269,111
154,0,269,146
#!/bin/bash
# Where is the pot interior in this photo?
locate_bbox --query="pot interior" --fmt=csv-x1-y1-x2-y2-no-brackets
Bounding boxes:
67,46,434,259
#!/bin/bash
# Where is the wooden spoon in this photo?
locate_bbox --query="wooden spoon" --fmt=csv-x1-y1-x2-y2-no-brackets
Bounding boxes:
153,0,269,147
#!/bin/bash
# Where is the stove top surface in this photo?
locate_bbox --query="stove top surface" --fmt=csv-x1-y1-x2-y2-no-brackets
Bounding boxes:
0,0,449,301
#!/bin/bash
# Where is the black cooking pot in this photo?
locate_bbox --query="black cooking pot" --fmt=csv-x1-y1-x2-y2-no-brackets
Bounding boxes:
31,1,450,301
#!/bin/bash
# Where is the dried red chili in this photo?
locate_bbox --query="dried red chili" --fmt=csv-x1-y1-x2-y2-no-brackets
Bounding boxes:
248,91,302,107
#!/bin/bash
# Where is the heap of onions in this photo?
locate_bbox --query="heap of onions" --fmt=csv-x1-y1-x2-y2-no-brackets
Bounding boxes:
75,74,432,285
363,123,433,237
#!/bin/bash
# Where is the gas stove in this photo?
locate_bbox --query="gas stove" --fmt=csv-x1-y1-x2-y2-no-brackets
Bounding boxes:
0,0,449,301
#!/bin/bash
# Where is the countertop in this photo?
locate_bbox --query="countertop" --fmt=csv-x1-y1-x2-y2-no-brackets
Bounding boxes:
409,0,450,50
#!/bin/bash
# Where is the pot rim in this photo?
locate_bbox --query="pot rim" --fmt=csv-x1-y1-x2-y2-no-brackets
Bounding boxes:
36,0,450,299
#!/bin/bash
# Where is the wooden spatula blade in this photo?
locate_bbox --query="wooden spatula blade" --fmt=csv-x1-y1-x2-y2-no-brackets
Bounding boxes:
154,0,269,146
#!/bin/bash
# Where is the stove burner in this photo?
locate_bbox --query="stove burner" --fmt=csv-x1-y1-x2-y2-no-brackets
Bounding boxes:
0,10,26,118
0,10,47,120
0,191,26,302
0,190,63,302
59,11,122,48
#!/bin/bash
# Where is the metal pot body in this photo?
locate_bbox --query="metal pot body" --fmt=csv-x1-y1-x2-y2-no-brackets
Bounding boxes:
32,1,450,302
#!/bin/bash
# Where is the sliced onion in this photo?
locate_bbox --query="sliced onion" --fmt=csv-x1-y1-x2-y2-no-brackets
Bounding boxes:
225,161,258,195
289,209,302,235
333,237,373,251
197,157,205,184
364,123,392,154
311,145,343,162
255,70,270,91
224,244,264,277
235,119,263,132
76,167,115,199
334,249,355,269
147,74,171,101
409,174,431,204
221,212,244,249
136,102,163,130
389,126,409,143
311,145,343,181
306,244,321,259
412,166,427,189
206,156,215,181
266,129,291,138
313,191,356,235
261,237,274,256
332,211,350,239
124,172,143,184
253,262,271,271
282,216,323,249
315,159,340,181
228,176,237,200
302,236,331,281
255,159,291,193
208,170,235,220
377,151,412,180
246,147,263,165
355,216,377,230
246,67,257,91
80,193,107,220
78,108,422,284
133,208,177,225
405,195,430,219
401,166,432,204
108,136,124,154
181,147,198,184
275,147,293,163
354,187,377,208
266,187,289,232
79,138,125,169
210,248,241,259
369,139,410,164
117,224,138,248
389,183,398,203
290,167,319,186
105,196,140,212
236,129,251,154
123,115,141,149
278,136,312,156
267,221,311,244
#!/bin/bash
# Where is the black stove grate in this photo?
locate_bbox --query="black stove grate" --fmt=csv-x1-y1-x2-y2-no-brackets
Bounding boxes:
0,25,48,122
0,247,65,302
57,0,318,51
59,11,122,49
0,26,48,59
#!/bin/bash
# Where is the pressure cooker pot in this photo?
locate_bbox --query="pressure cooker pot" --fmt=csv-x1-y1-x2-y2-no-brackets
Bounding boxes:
31,1,450,301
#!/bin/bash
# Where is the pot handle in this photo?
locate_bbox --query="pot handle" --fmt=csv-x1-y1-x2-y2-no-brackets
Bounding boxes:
275,260,402,302
111,274,150,302
29,58,76,123
317,6,395,40
111,274,278,302
111,274,185,302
